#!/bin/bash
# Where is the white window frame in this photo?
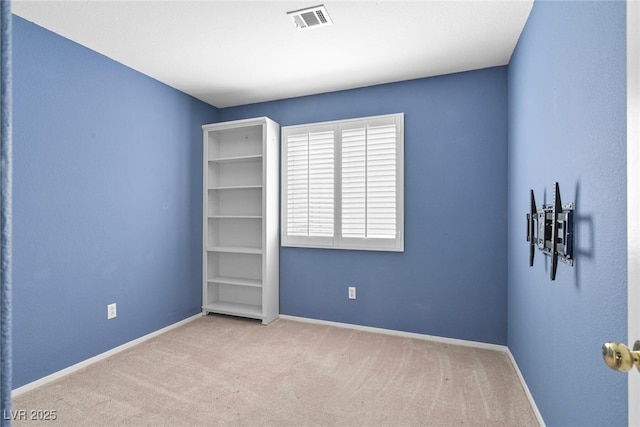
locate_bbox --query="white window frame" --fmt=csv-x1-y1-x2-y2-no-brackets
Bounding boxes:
281,113,404,252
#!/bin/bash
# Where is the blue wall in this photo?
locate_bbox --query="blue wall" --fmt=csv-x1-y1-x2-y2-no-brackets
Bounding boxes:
507,1,627,426
13,13,509,391
12,16,218,388
15,4,629,424
220,68,509,345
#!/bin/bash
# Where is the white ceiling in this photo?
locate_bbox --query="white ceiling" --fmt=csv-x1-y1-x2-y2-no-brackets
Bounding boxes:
12,0,534,108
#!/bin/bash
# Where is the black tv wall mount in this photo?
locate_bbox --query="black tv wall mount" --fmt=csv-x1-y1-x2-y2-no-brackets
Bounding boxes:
526,182,574,281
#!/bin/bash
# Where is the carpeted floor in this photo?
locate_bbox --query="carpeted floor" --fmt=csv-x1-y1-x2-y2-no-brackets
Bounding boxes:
12,315,540,426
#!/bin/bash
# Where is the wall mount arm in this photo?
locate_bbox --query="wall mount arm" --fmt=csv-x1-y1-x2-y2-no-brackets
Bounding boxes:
526,182,574,280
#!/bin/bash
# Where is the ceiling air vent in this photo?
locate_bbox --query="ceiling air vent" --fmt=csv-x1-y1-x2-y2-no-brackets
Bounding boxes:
287,5,333,30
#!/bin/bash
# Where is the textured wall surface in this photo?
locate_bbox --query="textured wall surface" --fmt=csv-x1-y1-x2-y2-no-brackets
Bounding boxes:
507,1,627,425
12,16,218,388
1,1,12,421
221,67,509,345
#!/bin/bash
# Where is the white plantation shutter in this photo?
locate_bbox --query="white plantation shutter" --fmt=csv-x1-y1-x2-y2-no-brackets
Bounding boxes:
286,133,309,236
366,124,397,238
308,131,334,237
284,126,335,246
341,128,366,238
282,113,403,251
341,124,397,239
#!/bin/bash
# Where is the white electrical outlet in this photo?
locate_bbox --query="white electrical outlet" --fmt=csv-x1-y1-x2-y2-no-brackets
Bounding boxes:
107,303,117,320
348,286,356,300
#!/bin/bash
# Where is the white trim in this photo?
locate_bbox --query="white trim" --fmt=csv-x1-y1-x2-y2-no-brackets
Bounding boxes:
506,349,546,427
629,0,640,425
11,314,202,398
279,314,506,352
281,113,404,252
282,113,403,132
202,116,269,132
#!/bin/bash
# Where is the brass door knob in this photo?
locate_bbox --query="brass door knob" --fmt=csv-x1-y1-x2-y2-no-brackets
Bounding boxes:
602,341,640,372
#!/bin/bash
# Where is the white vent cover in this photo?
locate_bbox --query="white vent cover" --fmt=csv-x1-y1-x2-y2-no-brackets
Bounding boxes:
287,5,333,30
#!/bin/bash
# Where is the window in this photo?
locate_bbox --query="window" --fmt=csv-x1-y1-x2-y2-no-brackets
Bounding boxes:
282,113,404,251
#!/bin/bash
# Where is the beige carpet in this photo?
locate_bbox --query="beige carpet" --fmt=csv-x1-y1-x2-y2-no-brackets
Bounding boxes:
12,315,539,426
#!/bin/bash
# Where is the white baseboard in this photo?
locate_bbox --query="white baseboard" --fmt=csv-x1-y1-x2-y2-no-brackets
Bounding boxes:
280,314,544,426
279,314,507,352
12,313,202,398
506,348,546,426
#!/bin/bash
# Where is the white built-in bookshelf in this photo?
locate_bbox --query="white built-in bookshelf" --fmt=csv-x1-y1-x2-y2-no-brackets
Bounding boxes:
202,117,279,324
